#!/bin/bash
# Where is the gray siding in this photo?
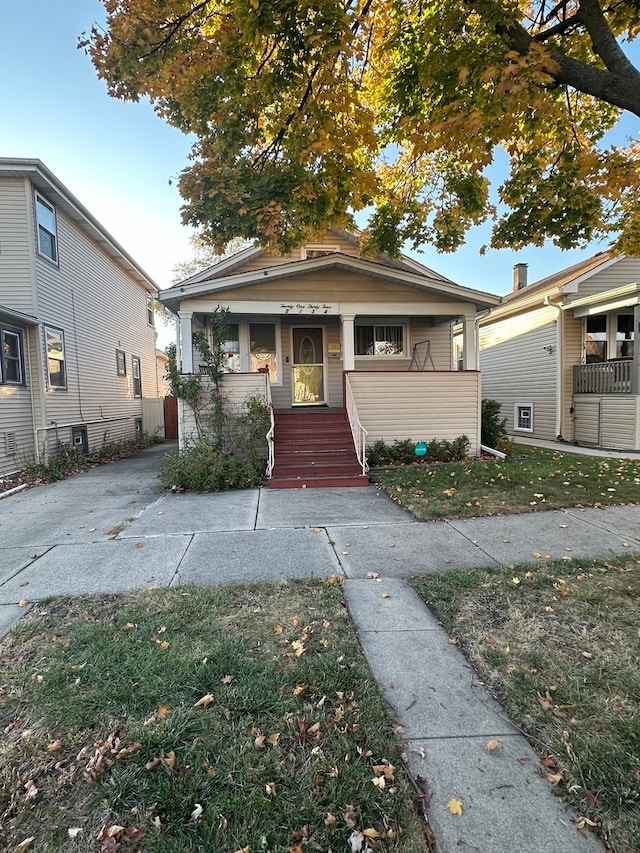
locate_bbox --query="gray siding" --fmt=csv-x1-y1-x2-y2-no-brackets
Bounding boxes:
0,177,36,314
566,256,640,301
0,322,37,475
33,198,158,452
480,305,558,440
573,395,640,449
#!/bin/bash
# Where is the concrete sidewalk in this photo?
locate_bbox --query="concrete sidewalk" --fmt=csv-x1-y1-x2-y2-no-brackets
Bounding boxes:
2,445,636,852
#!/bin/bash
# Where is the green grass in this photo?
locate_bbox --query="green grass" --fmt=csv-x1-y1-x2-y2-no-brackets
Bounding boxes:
0,581,429,852
413,555,640,853
370,445,640,520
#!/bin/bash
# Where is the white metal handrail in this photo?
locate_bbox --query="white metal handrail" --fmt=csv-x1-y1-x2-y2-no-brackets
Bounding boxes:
345,373,369,475
264,374,275,478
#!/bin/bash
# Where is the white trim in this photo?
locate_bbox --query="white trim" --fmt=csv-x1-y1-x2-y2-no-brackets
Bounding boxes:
175,298,477,317
514,402,534,433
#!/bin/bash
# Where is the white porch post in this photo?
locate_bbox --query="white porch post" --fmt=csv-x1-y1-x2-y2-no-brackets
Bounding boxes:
178,311,193,373
341,314,355,371
633,304,640,396
462,315,478,370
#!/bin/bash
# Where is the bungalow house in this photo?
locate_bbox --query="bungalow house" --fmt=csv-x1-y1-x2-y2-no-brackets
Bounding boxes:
476,254,640,450
0,158,160,479
159,231,499,487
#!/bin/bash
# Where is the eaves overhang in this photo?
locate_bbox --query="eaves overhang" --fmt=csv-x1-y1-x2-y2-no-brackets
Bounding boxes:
0,304,39,325
159,252,500,314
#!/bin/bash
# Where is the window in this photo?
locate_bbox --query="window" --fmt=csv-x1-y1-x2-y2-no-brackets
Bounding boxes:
116,349,127,376
0,325,25,385
35,193,58,262
515,403,534,433
249,322,278,381
585,315,607,362
616,313,634,359
355,323,405,356
45,326,66,388
132,356,142,397
301,245,339,259
220,323,240,373
146,295,155,327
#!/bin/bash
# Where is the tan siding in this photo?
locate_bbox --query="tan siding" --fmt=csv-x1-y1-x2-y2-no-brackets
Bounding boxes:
217,270,443,304
34,201,158,450
0,323,38,476
480,305,558,440
178,373,269,445
574,394,639,450
349,371,481,454
238,237,361,272
561,312,583,441
0,177,36,314
566,257,640,301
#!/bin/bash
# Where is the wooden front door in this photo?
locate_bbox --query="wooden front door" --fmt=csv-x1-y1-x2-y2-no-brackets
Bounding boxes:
291,327,325,405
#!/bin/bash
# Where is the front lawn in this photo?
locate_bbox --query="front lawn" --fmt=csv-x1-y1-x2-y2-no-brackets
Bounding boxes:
0,581,429,852
371,445,640,520
413,554,640,853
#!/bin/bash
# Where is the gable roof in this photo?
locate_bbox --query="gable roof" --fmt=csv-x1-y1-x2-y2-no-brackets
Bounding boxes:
0,158,158,293
160,238,499,314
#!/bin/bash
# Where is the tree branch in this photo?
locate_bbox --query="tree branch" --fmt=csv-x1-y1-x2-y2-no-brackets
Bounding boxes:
575,0,639,77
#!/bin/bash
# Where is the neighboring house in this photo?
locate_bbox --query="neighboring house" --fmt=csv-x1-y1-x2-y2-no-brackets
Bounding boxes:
0,158,160,478
159,231,499,486
475,254,640,450
155,349,170,396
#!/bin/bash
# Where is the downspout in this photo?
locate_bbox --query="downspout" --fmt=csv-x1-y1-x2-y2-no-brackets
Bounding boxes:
544,294,564,441
474,308,492,455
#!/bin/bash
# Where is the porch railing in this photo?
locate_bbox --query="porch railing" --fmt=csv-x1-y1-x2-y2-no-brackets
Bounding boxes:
573,360,632,394
264,374,275,478
344,373,369,475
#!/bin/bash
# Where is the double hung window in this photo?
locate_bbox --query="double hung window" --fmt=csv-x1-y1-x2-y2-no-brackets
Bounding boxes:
45,326,66,388
36,193,58,262
0,325,25,385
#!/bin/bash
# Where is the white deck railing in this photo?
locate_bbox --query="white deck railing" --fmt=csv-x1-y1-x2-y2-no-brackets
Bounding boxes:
345,373,369,475
264,374,275,478
573,360,632,394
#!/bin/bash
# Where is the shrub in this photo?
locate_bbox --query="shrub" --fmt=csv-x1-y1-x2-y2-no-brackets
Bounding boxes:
481,399,508,449
160,440,265,491
367,435,470,466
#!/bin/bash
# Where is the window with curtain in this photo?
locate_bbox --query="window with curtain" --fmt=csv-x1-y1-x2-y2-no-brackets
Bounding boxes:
355,324,405,356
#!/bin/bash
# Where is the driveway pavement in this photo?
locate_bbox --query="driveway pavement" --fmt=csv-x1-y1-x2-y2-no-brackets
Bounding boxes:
2,443,637,852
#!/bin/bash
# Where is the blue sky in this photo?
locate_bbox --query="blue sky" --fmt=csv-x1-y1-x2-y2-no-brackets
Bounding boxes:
1,0,638,299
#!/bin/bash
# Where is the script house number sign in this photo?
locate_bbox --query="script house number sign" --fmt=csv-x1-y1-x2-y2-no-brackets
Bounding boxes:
281,303,334,315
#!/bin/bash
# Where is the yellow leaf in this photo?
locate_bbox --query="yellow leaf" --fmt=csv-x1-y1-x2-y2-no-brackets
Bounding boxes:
157,704,171,719
293,683,306,696
267,732,280,746
371,775,385,788
362,828,380,838
121,622,136,632
194,693,215,708
447,798,463,815
18,598,30,608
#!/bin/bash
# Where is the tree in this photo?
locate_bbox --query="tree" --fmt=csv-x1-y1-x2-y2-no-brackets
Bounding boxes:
171,235,250,283
83,1,640,257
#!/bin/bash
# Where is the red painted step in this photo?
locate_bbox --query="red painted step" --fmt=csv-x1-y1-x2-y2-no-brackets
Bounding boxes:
269,409,369,489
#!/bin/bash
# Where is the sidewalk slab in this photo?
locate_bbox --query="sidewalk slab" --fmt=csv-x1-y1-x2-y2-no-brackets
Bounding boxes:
344,579,517,739
174,528,342,586
121,490,259,537
0,538,189,603
0,603,29,640
408,735,602,853
330,522,496,578
448,510,640,565
255,485,410,528
0,548,45,584
564,504,640,543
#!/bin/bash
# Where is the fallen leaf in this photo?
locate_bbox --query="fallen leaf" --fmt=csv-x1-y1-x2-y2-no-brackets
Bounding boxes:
446,798,463,815
365,572,379,579
582,651,593,659
135,542,144,549
67,828,83,839
381,592,391,599
546,772,563,785
362,828,380,839
221,674,235,685
343,804,357,828
47,740,62,752
15,838,35,851
372,775,385,789
24,780,38,800
324,813,337,826
18,598,30,608
485,739,501,752
576,816,599,829
194,693,214,708
267,732,280,746
349,830,364,852
157,704,171,719
311,527,323,533
121,623,136,632
273,624,284,635
265,781,276,796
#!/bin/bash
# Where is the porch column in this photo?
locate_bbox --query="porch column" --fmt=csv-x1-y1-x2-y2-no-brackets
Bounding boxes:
341,314,356,371
633,304,640,395
178,311,193,373
462,315,478,370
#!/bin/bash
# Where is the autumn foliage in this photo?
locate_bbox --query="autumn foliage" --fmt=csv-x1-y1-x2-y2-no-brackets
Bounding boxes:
83,1,640,256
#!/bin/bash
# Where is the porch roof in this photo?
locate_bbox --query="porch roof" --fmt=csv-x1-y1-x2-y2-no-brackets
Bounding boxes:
0,304,39,326
159,251,499,314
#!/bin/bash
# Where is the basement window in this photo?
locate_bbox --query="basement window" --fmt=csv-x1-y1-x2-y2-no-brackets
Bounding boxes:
515,403,533,433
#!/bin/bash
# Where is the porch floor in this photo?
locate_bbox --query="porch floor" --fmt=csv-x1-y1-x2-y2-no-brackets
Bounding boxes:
269,409,369,489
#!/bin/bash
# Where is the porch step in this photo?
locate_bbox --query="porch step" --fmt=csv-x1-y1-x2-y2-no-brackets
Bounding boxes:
269,409,369,489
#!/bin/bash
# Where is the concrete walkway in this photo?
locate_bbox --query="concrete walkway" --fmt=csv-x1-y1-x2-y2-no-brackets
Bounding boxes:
2,444,637,852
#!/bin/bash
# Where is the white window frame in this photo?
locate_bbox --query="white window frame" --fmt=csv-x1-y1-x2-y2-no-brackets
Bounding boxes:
354,321,407,358
146,295,155,327
0,324,25,385
132,355,142,398
35,192,58,263
116,348,127,376
45,325,67,389
514,403,534,433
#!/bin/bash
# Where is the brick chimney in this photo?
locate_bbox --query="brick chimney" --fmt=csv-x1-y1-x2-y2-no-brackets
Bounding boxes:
513,263,528,291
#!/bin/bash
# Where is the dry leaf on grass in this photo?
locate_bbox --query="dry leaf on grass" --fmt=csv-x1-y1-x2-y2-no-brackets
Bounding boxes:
194,693,214,708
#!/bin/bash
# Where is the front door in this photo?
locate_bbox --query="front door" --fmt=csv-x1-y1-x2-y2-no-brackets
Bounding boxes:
292,327,325,405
